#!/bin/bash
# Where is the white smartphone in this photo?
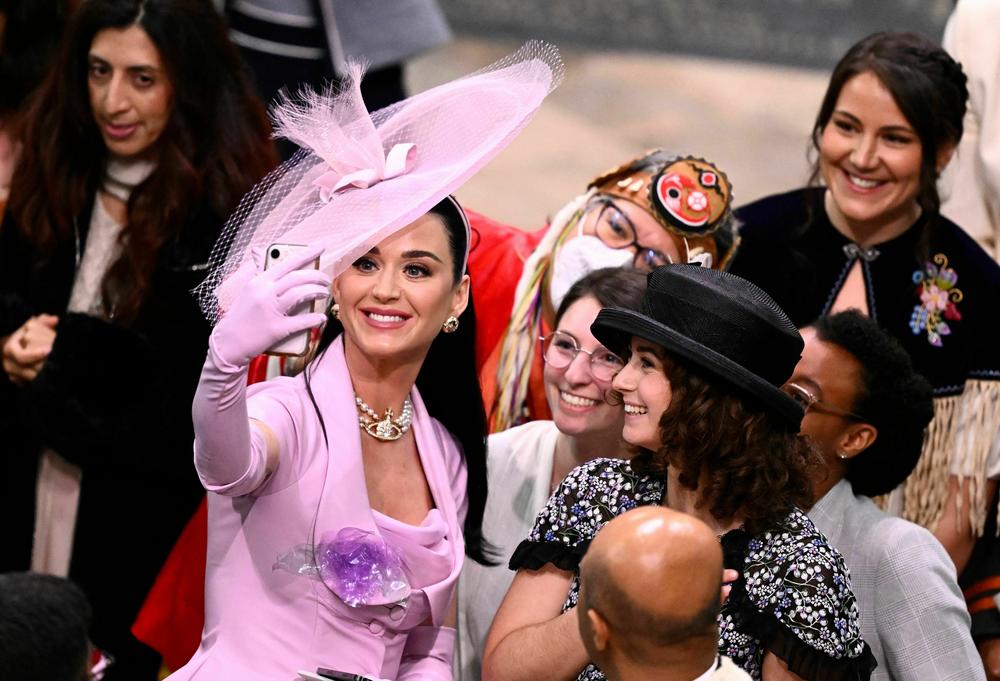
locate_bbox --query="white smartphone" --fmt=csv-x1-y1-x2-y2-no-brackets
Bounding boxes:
263,242,323,357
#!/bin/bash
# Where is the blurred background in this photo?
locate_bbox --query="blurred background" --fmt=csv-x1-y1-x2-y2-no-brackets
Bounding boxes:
408,0,954,227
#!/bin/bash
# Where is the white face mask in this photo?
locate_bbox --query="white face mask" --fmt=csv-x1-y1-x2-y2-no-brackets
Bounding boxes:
548,235,632,310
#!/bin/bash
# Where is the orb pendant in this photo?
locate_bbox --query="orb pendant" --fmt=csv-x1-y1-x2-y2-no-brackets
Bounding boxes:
366,417,403,442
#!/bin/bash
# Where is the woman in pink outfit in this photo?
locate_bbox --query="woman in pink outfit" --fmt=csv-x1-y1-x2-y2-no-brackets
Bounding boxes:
173,203,479,681
168,43,563,680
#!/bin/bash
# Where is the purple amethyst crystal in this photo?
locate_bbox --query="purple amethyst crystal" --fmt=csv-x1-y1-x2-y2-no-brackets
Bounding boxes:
316,527,410,607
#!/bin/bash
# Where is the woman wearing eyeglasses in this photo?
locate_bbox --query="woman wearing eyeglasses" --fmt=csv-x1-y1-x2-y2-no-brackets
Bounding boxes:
471,151,738,433
788,311,983,680
456,267,646,681
483,266,874,681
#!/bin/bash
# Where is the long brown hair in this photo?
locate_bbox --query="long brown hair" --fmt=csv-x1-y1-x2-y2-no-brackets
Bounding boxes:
808,32,968,219
8,0,277,321
629,355,818,535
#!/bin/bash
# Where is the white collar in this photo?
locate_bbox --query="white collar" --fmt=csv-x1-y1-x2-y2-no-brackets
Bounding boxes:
103,155,156,202
690,656,721,681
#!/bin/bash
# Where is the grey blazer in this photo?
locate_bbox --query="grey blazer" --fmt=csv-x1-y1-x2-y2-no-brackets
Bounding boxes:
809,479,984,681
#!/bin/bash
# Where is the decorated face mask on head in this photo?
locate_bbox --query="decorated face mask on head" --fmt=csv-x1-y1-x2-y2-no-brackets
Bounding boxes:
588,151,737,271
548,153,736,310
649,158,731,236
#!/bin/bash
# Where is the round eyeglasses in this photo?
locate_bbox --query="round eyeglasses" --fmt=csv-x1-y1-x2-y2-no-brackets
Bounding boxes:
539,331,625,382
781,382,867,421
584,196,673,270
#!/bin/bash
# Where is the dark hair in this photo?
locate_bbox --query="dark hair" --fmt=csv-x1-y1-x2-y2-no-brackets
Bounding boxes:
0,0,66,116
309,198,493,565
809,31,968,219
8,0,276,321
582,561,718,656
626,354,818,534
0,573,92,681
811,311,934,496
554,267,647,327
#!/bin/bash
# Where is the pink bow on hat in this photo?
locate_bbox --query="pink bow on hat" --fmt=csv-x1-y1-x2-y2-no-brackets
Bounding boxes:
312,142,417,201
272,65,420,202
198,42,564,325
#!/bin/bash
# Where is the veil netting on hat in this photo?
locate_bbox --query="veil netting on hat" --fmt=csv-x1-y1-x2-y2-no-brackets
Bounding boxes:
194,40,564,326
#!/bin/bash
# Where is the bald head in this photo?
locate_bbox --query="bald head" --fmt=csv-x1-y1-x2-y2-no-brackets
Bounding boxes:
578,507,723,673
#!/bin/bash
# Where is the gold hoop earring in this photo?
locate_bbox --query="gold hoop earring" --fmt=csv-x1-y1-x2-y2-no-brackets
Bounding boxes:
442,315,459,333
331,302,340,320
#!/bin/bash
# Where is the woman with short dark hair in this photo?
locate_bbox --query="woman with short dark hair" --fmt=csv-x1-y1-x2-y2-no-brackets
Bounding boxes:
484,265,874,681
794,310,983,680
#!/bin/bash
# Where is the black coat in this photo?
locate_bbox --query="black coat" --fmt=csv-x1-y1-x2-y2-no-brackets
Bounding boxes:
729,187,1000,395
0,195,217,666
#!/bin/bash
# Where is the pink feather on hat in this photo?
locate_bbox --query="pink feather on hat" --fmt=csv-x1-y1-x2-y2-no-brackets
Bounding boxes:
197,41,564,324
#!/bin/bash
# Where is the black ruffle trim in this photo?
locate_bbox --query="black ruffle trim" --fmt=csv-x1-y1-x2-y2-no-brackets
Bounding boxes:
725,570,877,681
720,527,750,570
508,539,591,572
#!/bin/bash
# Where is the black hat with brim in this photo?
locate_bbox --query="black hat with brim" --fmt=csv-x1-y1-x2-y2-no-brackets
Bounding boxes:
591,265,805,430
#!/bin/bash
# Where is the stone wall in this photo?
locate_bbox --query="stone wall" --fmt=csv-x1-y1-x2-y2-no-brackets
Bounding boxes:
437,0,953,69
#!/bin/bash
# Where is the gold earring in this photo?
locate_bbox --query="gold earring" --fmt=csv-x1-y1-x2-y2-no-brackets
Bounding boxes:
331,302,340,320
442,315,459,333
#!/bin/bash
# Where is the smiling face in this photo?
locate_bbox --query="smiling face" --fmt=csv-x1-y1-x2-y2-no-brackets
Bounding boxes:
543,296,626,439
819,70,924,237
332,213,469,366
610,337,673,450
88,25,173,160
786,328,863,463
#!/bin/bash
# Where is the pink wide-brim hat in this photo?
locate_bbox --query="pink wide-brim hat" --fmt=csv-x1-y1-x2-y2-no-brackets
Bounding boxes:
197,41,564,324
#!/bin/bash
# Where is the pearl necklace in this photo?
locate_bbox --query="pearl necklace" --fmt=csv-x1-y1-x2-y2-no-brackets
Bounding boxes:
356,395,413,442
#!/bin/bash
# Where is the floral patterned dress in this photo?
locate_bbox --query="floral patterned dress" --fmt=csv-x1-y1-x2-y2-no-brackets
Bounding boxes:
509,458,875,681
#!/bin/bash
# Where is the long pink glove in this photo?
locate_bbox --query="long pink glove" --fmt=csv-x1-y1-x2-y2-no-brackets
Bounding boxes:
193,246,330,496
397,626,457,679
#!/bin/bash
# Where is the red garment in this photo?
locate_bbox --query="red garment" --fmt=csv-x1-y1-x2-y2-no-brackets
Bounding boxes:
130,500,207,671
466,209,546,368
132,212,552,668
466,209,552,426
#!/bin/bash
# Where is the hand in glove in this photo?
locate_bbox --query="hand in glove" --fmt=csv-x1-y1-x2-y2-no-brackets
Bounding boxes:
210,245,331,369
194,245,330,495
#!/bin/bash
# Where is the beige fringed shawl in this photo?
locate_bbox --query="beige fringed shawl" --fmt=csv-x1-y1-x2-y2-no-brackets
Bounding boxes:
884,378,1000,535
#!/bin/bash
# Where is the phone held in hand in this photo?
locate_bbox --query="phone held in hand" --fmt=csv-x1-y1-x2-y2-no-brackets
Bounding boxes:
297,668,375,681
263,243,323,357
318,668,377,681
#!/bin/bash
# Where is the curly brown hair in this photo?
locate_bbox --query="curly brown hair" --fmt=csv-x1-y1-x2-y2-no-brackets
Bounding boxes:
628,355,819,535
